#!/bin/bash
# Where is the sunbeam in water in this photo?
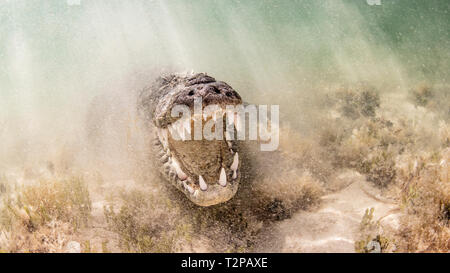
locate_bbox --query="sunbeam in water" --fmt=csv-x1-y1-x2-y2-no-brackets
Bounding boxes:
0,0,449,253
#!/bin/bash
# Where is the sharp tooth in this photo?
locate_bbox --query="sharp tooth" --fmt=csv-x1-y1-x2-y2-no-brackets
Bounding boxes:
226,111,235,126
219,167,227,187
230,152,239,171
174,123,180,136
169,123,180,139
227,141,232,148
172,122,181,139
183,181,194,194
171,158,187,180
199,175,207,191
232,170,237,179
225,130,233,141
157,128,168,148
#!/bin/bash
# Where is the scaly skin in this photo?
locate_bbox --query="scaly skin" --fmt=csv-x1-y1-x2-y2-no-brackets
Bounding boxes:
138,72,244,206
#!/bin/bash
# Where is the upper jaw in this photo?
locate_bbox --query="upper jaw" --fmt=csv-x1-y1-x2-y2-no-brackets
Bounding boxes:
154,82,243,128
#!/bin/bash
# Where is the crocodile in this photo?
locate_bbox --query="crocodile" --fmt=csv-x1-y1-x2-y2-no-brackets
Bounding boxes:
138,72,245,206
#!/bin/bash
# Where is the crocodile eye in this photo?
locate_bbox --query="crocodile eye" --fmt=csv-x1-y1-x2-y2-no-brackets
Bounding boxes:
226,91,233,97
188,90,194,96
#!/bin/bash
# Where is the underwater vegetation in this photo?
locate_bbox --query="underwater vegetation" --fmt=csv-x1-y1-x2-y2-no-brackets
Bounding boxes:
323,84,449,253
2,82,448,253
0,0,449,253
0,176,91,252
104,189,193,253
394,148,449,252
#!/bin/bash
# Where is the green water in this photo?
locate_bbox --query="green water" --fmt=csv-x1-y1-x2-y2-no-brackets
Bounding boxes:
0,0,449,165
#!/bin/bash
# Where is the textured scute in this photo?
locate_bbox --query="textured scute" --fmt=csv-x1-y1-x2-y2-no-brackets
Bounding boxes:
137,73,243,206
138,73,242,128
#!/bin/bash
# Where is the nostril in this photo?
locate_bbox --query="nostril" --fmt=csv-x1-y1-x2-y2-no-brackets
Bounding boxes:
188,90,194,96
226,92,233,97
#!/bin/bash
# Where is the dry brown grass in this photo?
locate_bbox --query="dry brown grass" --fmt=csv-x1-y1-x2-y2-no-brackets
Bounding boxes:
321,85,449,252
279,126,335,182
354,208,394,253
2,83,448,253
321,117,414,188
104,189,193,253
252,170,323,220
0,176,91,252
393,148,449,252
409,84,450,120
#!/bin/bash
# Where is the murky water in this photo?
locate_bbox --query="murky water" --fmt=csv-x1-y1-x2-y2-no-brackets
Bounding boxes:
0,0,449,252
1,1,449,167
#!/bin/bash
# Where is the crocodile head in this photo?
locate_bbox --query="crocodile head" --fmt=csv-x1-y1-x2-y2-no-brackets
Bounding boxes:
138,73,243,206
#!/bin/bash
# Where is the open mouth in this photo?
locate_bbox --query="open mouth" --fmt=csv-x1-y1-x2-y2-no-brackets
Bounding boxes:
153,111,241,206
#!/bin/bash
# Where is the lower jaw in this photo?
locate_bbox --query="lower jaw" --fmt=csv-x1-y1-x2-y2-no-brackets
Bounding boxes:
186,179,240,206
168,156,240,206
153,129,241,206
